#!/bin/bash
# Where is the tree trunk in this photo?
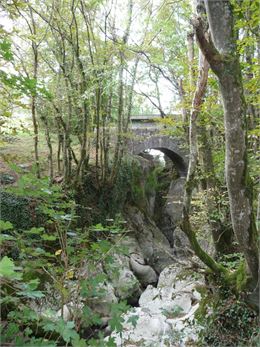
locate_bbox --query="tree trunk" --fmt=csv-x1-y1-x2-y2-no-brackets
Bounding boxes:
180,47,226,276
30,8,40,179
41,115,53,182
193,0,259,289
183,51,209,213
199,125,233,254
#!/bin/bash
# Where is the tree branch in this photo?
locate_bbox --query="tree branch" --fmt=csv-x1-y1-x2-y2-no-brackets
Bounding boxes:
191,17,222,73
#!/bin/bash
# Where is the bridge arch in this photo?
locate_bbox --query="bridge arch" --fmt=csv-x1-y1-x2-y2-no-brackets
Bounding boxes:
129,135,188,177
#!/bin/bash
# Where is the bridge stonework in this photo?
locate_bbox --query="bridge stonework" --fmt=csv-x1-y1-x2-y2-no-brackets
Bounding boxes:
127,115,188,177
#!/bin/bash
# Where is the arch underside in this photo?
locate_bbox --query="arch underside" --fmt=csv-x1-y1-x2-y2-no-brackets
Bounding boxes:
130,135,188,177
152,147,187,176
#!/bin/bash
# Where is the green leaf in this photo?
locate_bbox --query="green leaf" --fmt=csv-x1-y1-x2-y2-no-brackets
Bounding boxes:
108,301,129,333
23,337,57,346
82,305,102,326
106,337,117,347
18,307,39,322
4,322,19,341
24,327,33,336
18,289,45,299
18,279,45,298
41,234,57,241
0,39,13,61
25,227,44,235
0,234,15,245
127,314,139,328
55,320,79,343
42,320,56,332
0,294,19,305
0,256,22,280
108,315,124,333
161,305,184,318
72,337,87,347
0,220,13,231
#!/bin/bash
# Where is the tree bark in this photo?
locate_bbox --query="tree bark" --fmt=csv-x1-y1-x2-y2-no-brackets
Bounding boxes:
199,125,234,254
183,51,209,213
29,8,40,178
41,115,53,182
180,46,226,276
193,0,259,287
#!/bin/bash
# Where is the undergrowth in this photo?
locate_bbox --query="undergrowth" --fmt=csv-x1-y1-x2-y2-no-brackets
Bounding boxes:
0,172,137,346
195,280,259,347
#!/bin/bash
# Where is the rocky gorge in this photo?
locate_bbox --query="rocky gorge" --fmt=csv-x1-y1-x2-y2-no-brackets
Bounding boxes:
49,153,207,346
1,151,257,347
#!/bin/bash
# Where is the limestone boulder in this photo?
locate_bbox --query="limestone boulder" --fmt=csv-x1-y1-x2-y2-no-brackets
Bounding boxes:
126,206,174,273
112,267,142,302
88,282,118,317
108,264,204,347
130,254,158,287
109,307,172,347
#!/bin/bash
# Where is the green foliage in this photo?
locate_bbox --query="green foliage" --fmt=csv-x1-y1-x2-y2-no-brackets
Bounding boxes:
218,252,242,269
0,256,22,280
84,156,155,221
0,190,43,229
43,319,79,343
129,159,145,206
0,173,135,346
162,305,184,319
196,287,259,347
0,38,13,61
0,70,51,99
225,258,250,292
108,301,129,333
0,0,259,346
126,313,139,328
87,335,116,347
144,166,162,196
0,219,13,231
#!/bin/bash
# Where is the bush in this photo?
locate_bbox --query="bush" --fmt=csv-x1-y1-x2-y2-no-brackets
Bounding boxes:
0,190,42,230
196,286,259,347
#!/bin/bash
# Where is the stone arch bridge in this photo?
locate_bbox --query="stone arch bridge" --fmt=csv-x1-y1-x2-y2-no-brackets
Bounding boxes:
127,114,188,177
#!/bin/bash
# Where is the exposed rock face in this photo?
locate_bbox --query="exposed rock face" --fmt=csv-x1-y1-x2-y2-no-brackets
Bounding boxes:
112,236,158,288
88,283,118,317
44,154,201,345
113,268,141,302
159,177,192,257
164,178,185,225
109,263,203,347
126,206,174,273
173,226,194,257
130,255,158,287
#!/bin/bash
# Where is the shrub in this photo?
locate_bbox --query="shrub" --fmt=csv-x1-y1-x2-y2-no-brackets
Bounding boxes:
196,286,259,347
0,190,42,230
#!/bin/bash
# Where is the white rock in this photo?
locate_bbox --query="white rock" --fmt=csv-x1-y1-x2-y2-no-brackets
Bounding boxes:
57,302,83,321
109,264,204,347
89,282,118,317
110,308,171,347
130,255,158,286
113,267,141,300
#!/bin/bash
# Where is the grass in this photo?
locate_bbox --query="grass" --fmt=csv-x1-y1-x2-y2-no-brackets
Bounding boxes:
0,128,98,179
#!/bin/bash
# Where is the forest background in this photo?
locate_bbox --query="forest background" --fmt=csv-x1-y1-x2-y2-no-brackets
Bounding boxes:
0,0,259,346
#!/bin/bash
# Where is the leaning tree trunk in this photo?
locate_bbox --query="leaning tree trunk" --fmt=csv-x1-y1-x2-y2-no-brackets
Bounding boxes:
181,48,227,275
192,0,259,290
183,51,209,213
